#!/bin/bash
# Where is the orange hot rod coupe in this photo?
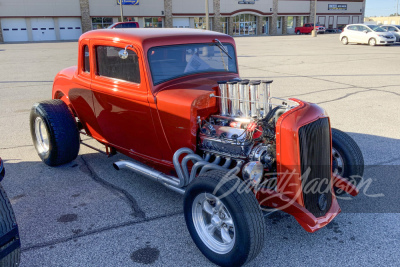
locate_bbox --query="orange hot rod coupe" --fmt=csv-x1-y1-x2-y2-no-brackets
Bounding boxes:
30,29,363,266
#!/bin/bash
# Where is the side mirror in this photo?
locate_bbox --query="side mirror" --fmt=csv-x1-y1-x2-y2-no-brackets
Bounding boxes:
363,30,368,34
118,44,133,60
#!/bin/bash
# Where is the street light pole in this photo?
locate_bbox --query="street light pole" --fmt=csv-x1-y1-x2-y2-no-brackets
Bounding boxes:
312,0,317,37
205,0,209,30
120,0,124,22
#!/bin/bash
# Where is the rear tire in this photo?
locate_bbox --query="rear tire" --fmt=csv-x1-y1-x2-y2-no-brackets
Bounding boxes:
0,183,21,267
30,99,80,166
332,128,364,195
296,30,301,35
184,170,265,267
341,36,349,45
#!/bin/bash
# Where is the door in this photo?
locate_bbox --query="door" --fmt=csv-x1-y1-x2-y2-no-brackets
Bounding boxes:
1,18,29,42
31,18,56,41
318,16,326,27
358,25,370,44
173,18,190,28
90,41,161,159
58,18,82,40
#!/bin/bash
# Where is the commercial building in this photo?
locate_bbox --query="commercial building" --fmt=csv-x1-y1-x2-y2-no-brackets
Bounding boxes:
0,0,365,43
364,16,400,25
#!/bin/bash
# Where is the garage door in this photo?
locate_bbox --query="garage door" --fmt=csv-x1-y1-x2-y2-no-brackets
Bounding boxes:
59,18,82,40
31,18,57,41
1,18,29,42
173,18,190,28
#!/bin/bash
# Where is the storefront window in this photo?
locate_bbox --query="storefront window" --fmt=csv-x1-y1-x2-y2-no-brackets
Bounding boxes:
300,16,308,25
220,17,228,34
194,17,212,30
287,17,294,28
119,17,139,22
261,17,269,34
144,17,163,28
232,14,257,36
92,17,113,30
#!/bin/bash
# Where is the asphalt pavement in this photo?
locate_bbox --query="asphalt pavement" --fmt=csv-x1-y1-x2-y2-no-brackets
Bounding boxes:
0,34,399,266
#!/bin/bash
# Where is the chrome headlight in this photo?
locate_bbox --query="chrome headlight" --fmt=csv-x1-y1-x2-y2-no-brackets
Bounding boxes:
242,161,264,185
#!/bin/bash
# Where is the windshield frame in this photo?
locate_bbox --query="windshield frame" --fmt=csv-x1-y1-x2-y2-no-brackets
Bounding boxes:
147,42,238,86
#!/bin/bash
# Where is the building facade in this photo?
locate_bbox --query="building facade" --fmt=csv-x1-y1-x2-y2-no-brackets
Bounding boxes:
364,16,400,25
0,0,365,43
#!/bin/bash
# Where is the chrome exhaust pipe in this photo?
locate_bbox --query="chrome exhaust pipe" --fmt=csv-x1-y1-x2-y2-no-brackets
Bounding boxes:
113,161,185,194
227,80,239,117
250,80,260,118
217,81,229,116
260,80,272,117
238,80,250,118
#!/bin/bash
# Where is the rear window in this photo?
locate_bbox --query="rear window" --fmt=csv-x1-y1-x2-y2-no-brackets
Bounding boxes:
83,45,90,73
96,46,140,84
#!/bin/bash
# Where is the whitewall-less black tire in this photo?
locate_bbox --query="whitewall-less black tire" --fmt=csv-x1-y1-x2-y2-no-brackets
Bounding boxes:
30,100,80,166
332,128,364,195
184,170,266,267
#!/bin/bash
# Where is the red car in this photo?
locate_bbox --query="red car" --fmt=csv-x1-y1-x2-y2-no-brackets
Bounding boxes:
295,23,326,34
107,21,139,29
30,29,363,266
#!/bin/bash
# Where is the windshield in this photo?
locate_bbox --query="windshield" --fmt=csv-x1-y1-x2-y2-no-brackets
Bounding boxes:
367,25,386,32
148,43,237,85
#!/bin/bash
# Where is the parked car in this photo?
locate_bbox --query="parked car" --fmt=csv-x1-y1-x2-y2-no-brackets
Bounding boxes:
325,28,341,34
380,25,400,42
0,157,21,266
340,24,396,46
295,23,325,34
107,21,139,29
30,28,363,266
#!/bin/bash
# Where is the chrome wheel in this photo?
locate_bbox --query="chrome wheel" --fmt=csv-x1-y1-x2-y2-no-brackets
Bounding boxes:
332,147,344,176
192,193,235,254
34,117,49,154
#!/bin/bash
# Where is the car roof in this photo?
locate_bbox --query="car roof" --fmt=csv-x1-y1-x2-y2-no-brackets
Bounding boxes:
80,28,231,49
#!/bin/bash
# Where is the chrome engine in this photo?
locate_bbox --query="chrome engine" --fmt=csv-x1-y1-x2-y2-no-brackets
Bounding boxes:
198,79,297,175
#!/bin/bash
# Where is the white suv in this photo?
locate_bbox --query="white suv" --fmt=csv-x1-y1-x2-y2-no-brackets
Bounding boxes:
340,24,396,46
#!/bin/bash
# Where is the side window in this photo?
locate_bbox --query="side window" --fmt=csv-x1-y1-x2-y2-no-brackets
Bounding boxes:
388,27,395,31
84,45,90,73
358,26,367,32
115,24,123,28
305,24,310,27
96,46,140,84
348,26,357,31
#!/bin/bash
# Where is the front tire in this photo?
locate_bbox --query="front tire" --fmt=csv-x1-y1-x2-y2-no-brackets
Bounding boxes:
184,170,265,267
30,100,80,166
332,128,364,195
369,38,377,46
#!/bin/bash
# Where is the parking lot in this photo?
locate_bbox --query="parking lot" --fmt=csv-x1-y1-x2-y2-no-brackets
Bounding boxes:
1,33,400,266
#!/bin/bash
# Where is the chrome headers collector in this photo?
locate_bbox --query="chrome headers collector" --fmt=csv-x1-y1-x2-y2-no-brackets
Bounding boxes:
217,79,273,119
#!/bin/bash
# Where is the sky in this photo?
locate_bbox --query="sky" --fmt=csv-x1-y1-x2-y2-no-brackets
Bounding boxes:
365,0,399,17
